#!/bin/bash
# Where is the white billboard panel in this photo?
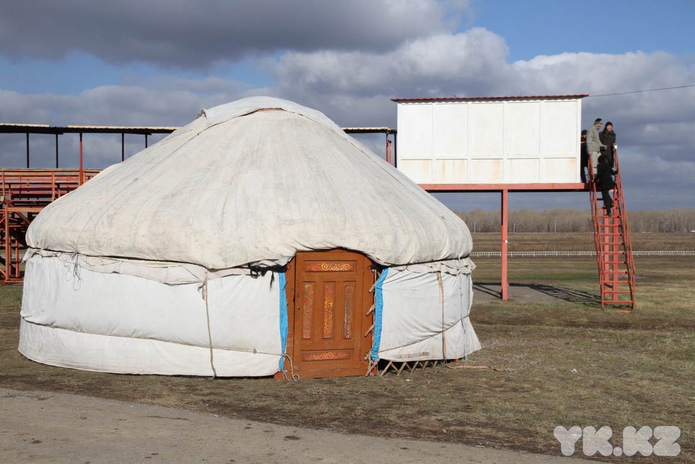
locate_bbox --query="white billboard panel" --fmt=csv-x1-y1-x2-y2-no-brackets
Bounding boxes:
397,104,432,159
395,96,584,184
505,102,540,157
433,104,467,158
468,104,504,158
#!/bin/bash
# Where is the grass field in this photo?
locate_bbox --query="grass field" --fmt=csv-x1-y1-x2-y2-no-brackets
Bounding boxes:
1,233,693,462
471,231,695,252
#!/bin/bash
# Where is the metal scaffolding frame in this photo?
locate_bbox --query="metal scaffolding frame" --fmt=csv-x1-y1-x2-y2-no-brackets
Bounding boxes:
0,124,397,283
0,122,633,308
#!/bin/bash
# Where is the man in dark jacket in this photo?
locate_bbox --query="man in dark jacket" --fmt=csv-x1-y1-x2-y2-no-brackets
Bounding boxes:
597,154,618,215
580,129,589,183
599,122,617,167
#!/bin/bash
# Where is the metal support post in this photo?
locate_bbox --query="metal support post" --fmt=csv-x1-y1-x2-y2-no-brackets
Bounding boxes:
393,132,397,168
55,134,60,168
79,133,84,185
501,189,509,300
26,133,30,168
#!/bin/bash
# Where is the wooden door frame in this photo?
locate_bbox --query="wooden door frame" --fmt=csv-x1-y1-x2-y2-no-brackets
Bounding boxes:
281,249,374,378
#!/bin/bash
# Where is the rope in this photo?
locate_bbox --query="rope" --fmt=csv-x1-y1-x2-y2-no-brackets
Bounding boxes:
437,271,446,360
201,279,218,378
587,83,695,98
64,252,82,291
280,354,299,381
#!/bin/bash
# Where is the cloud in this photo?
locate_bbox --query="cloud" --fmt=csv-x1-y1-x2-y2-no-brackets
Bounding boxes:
1,17,693,209
263,28,695,208
0,78,264,169
0,0,468,69
267,28,510,126
0,75,260,126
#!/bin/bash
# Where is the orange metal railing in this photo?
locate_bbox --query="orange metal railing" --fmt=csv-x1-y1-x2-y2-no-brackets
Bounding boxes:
587,150,636,309
0,169,99,282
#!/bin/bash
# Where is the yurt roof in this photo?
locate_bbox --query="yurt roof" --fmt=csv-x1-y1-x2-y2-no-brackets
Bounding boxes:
26,97,472,270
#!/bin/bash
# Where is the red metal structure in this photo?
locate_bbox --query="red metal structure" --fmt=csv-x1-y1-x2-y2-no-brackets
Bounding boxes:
419,182,588,300
0,124,396,284
588,150,636,308
0,169,99,281
0,123,177,283
1,121,635,308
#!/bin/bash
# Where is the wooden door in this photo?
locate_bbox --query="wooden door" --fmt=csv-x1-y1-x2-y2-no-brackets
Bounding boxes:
287,250,373,378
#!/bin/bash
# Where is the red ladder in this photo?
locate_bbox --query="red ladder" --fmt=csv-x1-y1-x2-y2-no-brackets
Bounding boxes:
588,149,636,309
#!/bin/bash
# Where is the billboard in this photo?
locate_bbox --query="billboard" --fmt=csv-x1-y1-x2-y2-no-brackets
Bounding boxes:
394,96,586,185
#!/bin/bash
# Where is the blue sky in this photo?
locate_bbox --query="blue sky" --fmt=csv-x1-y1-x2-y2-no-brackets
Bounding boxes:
1,0,694,211
467,0,695,59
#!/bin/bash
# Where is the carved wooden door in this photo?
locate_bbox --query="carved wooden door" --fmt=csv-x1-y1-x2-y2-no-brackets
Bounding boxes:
290,250,373,377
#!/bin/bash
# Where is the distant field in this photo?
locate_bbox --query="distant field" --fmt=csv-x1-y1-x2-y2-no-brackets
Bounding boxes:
471,232,695,252
0,233,693,462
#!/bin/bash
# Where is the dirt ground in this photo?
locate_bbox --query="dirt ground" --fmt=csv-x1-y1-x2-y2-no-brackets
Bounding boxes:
1,246,693,463
0,387,594,464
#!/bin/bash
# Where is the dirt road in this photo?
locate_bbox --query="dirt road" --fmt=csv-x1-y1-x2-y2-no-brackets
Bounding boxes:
0,388,594,464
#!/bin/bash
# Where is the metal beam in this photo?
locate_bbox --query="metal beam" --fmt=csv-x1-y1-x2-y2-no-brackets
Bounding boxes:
419,183,589,193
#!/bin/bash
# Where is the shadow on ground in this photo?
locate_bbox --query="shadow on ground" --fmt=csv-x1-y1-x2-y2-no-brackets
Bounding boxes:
473,282,601,306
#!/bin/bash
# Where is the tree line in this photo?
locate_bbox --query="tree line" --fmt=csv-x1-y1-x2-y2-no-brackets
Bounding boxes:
454,208,695,233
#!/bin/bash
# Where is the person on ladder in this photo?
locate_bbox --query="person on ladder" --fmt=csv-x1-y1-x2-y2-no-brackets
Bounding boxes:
587,118,605,176
596,154,618,215
600,121,617,167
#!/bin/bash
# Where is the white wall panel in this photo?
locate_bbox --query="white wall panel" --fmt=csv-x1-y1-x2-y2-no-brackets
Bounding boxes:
396,97,583,184
540,101,578,157
468,103,504,157
507,159,539,183
435,159,467,183
399,159,432,183
506,102,540,157
541,158,577,182
433,104,467,158
397,104,432,160
469,159,503,183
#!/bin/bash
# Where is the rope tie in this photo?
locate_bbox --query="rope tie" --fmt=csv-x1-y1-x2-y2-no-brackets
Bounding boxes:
280,354,299,381
201,279,217,378
437,271,446,360
64,252,82,290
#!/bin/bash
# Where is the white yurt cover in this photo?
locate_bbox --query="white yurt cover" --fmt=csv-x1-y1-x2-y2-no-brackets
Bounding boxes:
20,97,480,376
26,97,471,269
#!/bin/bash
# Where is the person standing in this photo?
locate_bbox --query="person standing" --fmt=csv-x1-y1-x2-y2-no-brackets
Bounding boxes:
580,129,589,183
600,121,617,167
586,118,605,176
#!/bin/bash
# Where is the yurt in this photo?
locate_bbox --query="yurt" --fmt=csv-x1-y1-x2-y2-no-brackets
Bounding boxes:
19,97,480,378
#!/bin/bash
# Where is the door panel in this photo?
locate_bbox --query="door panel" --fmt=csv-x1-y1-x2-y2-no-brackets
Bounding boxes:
291,250,372,377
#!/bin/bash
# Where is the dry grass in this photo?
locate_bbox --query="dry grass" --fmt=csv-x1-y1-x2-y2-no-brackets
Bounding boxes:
471,231,695,252
0,234,693,462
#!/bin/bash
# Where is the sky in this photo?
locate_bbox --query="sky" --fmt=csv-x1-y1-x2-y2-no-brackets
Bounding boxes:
1,0,694,211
